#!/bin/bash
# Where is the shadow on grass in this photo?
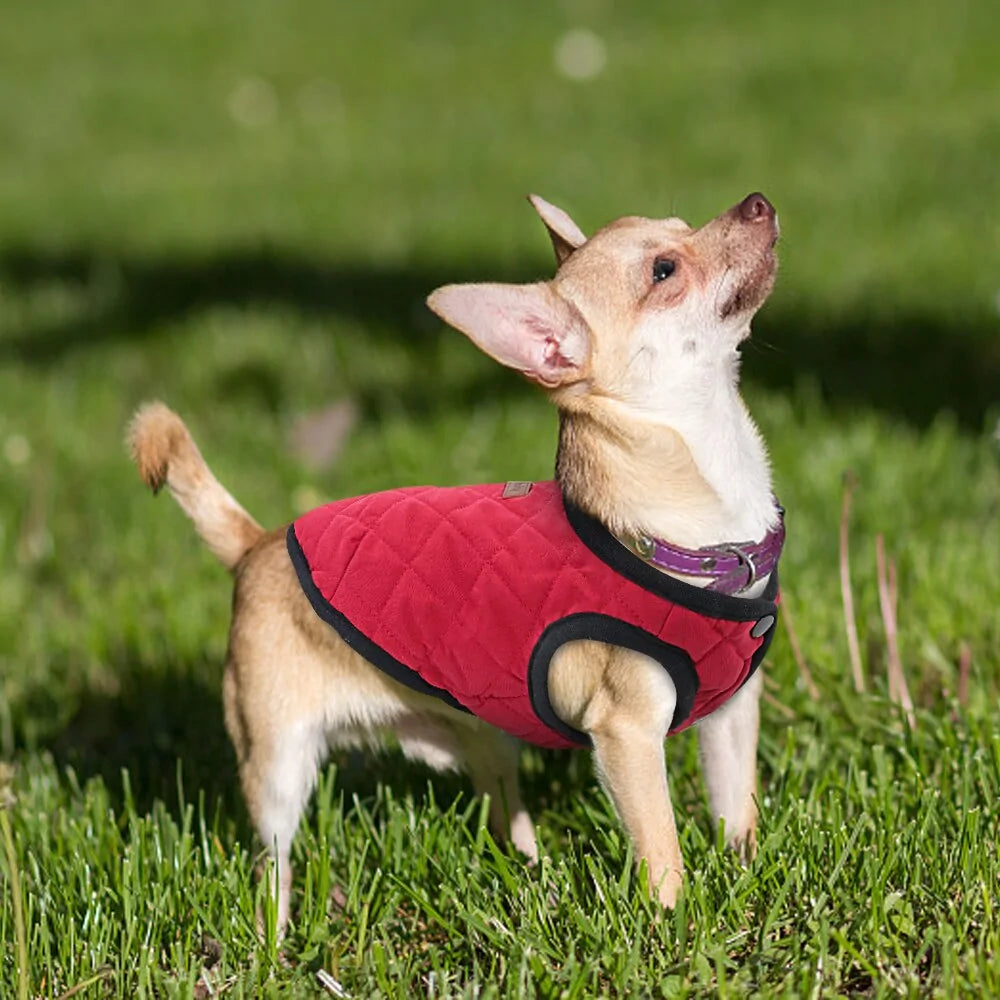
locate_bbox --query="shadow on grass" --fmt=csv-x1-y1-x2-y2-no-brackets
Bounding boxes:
0,244,529,356
1,245,998,428
748,309,1000,430
37,644,579,833
42,650,244,820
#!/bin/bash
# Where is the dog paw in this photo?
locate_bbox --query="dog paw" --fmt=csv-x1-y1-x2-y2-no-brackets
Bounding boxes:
510,809,539,865
655,867,683,909
728,822,757,864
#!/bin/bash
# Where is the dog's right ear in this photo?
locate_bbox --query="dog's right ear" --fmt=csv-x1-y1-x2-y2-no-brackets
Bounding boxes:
427,282,590,386
528,195,587,265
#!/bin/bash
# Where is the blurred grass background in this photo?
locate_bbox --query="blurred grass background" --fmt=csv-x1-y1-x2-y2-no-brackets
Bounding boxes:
1,0,999,995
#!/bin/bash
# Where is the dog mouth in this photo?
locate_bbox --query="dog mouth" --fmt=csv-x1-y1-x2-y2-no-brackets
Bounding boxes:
718,249,777,321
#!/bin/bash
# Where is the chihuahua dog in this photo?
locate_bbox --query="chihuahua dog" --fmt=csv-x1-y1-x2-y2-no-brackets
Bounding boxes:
129,192,782,935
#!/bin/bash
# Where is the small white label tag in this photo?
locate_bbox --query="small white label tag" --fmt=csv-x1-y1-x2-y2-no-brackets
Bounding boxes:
502,481,533,498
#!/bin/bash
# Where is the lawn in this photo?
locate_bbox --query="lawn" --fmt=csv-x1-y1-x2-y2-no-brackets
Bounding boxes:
1,0,998,996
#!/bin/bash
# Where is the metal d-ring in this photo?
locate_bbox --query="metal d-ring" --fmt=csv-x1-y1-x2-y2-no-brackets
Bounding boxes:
723,543,757,592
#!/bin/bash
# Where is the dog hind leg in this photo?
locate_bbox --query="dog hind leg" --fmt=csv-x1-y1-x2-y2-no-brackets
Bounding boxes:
395,713,537,862
456,723,537,862
239,720,327,937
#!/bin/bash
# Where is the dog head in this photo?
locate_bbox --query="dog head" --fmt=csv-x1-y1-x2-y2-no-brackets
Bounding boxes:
427,194,778,419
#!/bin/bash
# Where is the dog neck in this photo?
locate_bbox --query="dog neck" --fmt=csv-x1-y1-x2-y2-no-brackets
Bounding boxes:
555,364,776,554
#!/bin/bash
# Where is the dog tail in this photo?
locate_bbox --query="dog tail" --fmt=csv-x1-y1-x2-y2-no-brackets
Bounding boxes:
127,402,264,571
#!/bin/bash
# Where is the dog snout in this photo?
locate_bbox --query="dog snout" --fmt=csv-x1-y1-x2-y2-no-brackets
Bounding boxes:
736,193,774,223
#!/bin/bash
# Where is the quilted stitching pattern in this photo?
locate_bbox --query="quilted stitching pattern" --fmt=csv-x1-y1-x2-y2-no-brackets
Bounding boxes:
293,482,772,749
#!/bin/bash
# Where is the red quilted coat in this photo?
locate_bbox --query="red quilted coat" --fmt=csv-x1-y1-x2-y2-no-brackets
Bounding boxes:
288,481,780,750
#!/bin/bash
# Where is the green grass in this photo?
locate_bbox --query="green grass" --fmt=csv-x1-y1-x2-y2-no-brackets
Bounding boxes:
2,0,999,995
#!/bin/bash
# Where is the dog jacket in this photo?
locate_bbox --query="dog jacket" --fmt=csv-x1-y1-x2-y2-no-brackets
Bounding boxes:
288,481,780,750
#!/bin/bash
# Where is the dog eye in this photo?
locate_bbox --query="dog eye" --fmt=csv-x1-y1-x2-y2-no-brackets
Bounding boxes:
652,258,676,283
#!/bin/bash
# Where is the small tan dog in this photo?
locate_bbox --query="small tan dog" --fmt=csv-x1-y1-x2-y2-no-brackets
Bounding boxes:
129,192,782,935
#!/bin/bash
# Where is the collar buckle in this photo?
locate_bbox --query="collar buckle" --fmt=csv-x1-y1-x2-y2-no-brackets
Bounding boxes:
632,533,656,559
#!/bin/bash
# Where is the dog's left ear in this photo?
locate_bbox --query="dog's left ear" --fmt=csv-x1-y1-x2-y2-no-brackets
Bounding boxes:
427,281,590,386
528,195,587,265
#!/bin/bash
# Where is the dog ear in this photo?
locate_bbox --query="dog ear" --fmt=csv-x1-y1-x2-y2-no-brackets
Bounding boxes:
528,195,587,265
427,282,590,386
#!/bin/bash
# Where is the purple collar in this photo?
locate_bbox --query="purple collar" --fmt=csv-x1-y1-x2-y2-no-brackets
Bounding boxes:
618,506,785,596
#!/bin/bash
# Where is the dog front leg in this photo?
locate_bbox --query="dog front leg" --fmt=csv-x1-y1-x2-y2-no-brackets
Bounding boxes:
585,650,682,907
696,666,762,859
590,722,683,907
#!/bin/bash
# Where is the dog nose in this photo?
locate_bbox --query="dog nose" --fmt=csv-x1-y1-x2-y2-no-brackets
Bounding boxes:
737,192,774,223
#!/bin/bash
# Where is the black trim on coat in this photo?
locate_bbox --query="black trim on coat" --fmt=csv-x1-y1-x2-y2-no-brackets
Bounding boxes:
746,614,777,684
526,614,702,748
562,499,779,620
286,524,471,715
